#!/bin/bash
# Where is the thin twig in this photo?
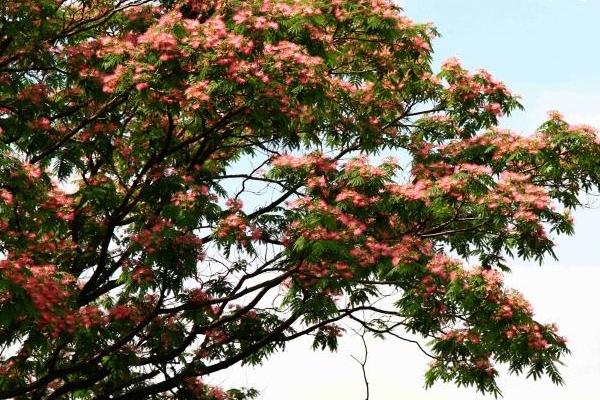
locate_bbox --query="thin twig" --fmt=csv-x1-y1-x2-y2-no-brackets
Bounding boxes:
350,328,370,400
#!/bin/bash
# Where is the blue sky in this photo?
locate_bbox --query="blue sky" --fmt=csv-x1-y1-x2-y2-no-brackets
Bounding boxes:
403,0,600,134
401,0,600,267
214,2,600,399
404,0,600,83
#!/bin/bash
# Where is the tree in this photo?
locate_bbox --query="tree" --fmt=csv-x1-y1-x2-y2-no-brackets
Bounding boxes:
0,0,599,398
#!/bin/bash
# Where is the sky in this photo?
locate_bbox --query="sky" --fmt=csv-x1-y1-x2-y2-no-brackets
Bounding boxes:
209,1,600,399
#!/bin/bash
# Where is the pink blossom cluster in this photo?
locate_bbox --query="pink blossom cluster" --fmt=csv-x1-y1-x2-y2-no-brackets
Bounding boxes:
131,218,174,254
307,175,328,192
360,0,408,22
419,274,441,298
0,189,13,205
28,117,52,131
348,235,431,267
215,57,263,85
183,376,230,400
474,357,495,376
441,328,481,345
271,153,338,172
143,11,181,42
263,41,324,85
215,212,261,242
188,288,219,316
16,83,47,104
101,65,127,94
131,63,156,92
343,156,387,177
21,162,42,179
484,171,550,223
0,254,97,336
421,256,564,364
184,80,211,109
131,266,154,284
494,290,533,320
335,189,377,207
109,304,141,322
204,327,229,346
419,163,493,200
42,188,76,222
504,323,556,350
183,15,228,49
426,254,460,280
442,129,545,161
454,163,493,176
410,160,453,180
232,8,279,30
292,222,346,242
296,260,359,285
441,58,511,108
260,0,323,18
171,189,199,206
95,33,138,58
301,199,368,238
385,180,432,203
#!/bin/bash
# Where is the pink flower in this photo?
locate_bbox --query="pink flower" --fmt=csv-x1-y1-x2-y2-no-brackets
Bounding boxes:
109,305,137,321
185,80,211,107
499,305,513,318
208,387,228,400
152,32,177,52
102,65,126,93
547,110,563,121
487,102,503,116
441,57,462,71
251,227,262,240
0,190,13,205
23,163,42,179
225,198,243,210
233,10,251,24
30,117,52,130
412,36,430,51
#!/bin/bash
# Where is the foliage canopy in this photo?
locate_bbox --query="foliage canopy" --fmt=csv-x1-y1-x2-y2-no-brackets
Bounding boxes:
1,0,599,398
